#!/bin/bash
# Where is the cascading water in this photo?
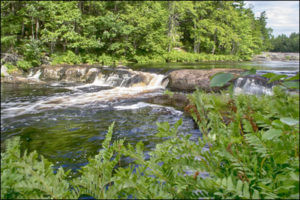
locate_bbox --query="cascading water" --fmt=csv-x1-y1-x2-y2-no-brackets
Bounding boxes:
233,76,274,96
27,69,42,80
1,66,198,176
2,66,169,119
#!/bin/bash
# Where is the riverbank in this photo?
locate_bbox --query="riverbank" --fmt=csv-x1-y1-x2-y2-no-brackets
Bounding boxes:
253,52,299,61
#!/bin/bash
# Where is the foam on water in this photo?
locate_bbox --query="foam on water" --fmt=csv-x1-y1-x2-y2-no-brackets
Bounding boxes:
233,77,274,96
114,102,183,115
1,71,167,119
27,69,42,80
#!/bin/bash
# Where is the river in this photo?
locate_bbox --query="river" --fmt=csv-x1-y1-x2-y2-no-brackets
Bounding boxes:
1,60,298,177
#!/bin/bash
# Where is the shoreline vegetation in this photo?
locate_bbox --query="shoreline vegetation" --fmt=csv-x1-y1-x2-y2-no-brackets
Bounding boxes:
2,87,299,199
1,1,277,73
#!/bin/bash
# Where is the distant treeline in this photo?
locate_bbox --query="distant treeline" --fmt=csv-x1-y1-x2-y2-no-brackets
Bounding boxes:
1,1,273,68
270,33,299,53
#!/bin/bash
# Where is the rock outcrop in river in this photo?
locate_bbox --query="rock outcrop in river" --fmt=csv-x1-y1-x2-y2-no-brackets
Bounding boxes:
252,52,299,61
167,68,244,92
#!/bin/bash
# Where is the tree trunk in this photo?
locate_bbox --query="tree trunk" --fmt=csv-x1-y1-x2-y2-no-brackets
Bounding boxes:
211,28,217,55
168,1,176,52
114,2,118,13
31,17,35,40
36,19,39,40
21,21,25,38
63,40,67,52
193,22,200,53
231,40,235,55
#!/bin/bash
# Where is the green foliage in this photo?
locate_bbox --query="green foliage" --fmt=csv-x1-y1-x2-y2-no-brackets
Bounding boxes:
16,60,33,70
4,62,19,74
1,137,77,199
1,1,272,69
210,73,234,87
270,32,299,52
2,88,298,199
21,40,43,67
262,72,300,90
163,89,174,98
98,54,115,66
51,51,82,65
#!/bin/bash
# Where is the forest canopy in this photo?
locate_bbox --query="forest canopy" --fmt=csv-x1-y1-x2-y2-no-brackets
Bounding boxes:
1,1,276,67
270,33,299,53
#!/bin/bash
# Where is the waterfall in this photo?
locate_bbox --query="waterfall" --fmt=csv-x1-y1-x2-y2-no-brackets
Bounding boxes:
28,70,42,80
233,76,274,96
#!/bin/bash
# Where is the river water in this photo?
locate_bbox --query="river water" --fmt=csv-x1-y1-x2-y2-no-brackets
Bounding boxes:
1,60,298,177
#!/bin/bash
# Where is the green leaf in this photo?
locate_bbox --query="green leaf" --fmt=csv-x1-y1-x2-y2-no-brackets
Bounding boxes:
285,73,299,81
252,190,260,199
210,73,234,87
268,74,287,83
262,73,276,79
282,81,299,89
280,117,298,126
242,182,250,199
262,129,282,141
241,68,256,76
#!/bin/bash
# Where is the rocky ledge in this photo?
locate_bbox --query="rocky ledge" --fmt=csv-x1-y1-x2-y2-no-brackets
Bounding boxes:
166,68,244,92
252,52,299,61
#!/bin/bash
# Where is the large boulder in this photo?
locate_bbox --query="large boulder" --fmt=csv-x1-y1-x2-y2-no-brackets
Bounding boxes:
167,68,244,92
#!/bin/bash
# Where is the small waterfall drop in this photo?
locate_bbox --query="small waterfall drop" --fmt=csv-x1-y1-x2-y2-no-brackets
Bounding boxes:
233,76,274,96
28,69,42,80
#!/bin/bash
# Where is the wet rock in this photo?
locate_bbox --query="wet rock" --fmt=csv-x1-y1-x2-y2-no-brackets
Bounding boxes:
42,66,64,80
145,93,190,110
64,66,88,82
85,68,101,83
167,68,244,92
1,75,46,84
1,65,9,76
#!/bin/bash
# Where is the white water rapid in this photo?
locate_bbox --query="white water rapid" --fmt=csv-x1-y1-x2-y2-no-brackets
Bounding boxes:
2,69,168,119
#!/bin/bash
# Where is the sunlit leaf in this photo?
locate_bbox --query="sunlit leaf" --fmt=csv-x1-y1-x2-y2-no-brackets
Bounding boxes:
210,73,234,87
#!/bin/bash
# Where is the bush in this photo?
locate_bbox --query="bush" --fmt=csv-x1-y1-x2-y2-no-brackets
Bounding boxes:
82,54,99,64
16,60,33,71
21,40,43,67
51,51,82,65
98,54,115,66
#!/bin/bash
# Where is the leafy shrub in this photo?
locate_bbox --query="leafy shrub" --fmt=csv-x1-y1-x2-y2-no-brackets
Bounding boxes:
3,62,20,74
1,88,299,199
51,51,82,65
16,60,33,71
98,54,115,66
21,40,44,67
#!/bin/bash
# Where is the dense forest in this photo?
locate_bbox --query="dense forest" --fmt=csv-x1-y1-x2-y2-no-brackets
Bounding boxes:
270,32,299,53
1,1,273,69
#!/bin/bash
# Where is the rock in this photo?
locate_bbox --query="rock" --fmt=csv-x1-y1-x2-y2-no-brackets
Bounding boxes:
1,65,9,76
253,52,299,61
42,65,64,80
64,66,88,82
145,93,190,110
1,75,46,84
167,68,244,92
